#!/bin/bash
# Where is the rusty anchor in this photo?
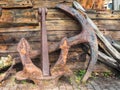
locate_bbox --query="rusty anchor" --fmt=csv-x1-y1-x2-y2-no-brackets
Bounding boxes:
56,4,98,82
15,5,98,86
15,7,71,88
15,38,70,88
15,4,98,87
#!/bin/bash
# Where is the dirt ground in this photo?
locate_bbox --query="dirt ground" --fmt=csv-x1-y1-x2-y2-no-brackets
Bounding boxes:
0,73,120,90
0,59,119,90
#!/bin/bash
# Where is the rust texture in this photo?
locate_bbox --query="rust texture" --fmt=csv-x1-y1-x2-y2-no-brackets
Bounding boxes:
16,8,71,88
16,37,70,88
15,38,42,86
51,37,70,76
56,4,98,82
15,5,98,87
0,8,2,17
38,8,50,76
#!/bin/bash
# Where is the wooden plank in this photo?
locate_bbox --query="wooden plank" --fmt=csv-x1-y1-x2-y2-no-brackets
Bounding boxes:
0,0,33,9
94,20,120,31
0,0,73,9
0,9,119,32
88,13,120,20
6,21,117,32
0,30,120,47
101,31,120,41
0,19,120,33
32,0,73,8
0,0,33,8
0,42,83,54
0,20,81,32
0,9,37,23
98,25,120,31
1,30,120,54
0,9,72,24
0,9,120,24
94,20,120,25
1,30,120,43
0,30,80,43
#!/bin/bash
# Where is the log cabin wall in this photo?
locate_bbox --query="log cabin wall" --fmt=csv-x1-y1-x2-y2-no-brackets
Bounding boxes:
0,0,120,61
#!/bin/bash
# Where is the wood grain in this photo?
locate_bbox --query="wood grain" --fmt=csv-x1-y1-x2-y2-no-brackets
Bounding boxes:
0,0,33,8
0,0,120,63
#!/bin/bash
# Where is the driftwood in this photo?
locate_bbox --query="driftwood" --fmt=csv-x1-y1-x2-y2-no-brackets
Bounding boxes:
80,43,120,70
106,36,120,52
73,1,120,62
98,51,118,70
98,39,112,57
73,1,120,71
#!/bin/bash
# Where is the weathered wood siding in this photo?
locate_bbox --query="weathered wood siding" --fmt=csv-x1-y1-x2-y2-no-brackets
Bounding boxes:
0,0,120,59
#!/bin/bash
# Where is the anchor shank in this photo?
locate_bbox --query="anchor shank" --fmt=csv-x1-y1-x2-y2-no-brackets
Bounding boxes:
39,8,50,76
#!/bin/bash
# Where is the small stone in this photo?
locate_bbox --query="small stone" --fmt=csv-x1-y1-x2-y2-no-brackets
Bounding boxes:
109,87,116,90
59,85,66,90
92,85,101,90
87,89,94,90
66,85,73,90
90,81,98,86
87,84,94,89
52,87,59,90
80,87,88,90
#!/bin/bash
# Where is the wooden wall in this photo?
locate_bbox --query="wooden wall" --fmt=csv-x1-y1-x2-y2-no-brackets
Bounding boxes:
0,0,120,60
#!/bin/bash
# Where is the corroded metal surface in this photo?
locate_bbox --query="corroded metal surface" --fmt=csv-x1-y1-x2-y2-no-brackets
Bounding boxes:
56,4,98,82
15,5,98,87
15,38,43,87
38,8,50,76
16,37,70,88
0,8,2,17
51,37,70,76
